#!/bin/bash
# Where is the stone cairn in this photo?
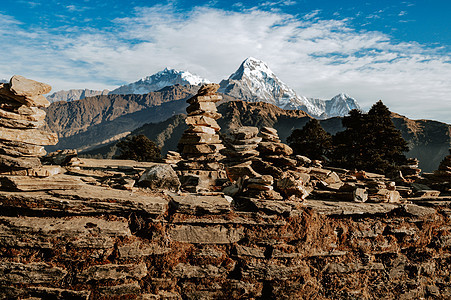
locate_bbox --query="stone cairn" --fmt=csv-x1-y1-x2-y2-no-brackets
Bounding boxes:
222,126,261,181
253,127,296,178
426,149,451,193
0,75,58,178
399,158,422,182
164,151,182,167
176,84,226,192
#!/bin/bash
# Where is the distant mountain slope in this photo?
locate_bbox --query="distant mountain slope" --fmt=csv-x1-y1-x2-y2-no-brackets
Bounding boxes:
109,68,210,95
46,89,109,102
219,57,361,118
44,85,240,152
82,100,450,172
44,85,200,151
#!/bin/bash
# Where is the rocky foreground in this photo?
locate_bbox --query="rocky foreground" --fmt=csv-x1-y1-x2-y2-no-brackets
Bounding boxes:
0,79,450,299
0,157,450,299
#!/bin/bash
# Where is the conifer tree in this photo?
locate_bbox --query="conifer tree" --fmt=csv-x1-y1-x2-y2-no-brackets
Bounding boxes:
363,100,409,175
115,134,161,162
332,109,366,168
331,101,409,176
287,118,333,160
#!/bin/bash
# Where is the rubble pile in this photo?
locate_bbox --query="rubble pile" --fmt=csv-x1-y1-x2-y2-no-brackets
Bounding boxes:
0,76,61,181
307,169,404,203
176,84,226,192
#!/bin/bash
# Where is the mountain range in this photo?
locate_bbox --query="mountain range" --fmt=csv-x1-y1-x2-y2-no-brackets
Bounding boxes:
40,57,450,172
79,99,451,173
45,57,359,118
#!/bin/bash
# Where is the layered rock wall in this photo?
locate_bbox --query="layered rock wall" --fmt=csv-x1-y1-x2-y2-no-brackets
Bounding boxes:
1,186,450,299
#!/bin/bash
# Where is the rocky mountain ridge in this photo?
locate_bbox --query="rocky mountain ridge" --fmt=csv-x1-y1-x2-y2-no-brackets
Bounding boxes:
46,88,109,103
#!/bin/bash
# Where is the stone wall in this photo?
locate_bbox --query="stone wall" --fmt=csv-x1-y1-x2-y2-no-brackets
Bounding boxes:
1,184,450,299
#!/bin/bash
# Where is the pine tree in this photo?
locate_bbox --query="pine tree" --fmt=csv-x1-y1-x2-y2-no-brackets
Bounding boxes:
115,134,161,162
364,100,409,175
331,101,409,176
332,109,366,169
287,118,333,160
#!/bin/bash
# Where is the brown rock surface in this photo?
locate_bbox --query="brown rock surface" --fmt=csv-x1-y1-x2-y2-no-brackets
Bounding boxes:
0,160,449,299
9,75,52,97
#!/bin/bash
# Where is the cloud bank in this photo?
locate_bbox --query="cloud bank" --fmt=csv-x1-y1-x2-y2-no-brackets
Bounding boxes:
0,5,450,123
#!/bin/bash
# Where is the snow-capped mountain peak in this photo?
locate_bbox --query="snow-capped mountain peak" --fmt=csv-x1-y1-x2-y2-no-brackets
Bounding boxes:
110,68,210,95
219,57,361,118
220,57,317,112
325,93,361,117
230,57,275,80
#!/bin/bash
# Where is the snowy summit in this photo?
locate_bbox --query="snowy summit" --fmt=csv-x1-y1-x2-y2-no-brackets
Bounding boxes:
109,68,210,95
219,57,359,118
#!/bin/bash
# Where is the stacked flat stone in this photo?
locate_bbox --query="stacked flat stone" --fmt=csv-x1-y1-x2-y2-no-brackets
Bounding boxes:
400,158,422,181
222,126,262,181
176,84,226,192
243,174,283,200
433,149,451,189
164,151,182,167
257,127,293,157
0,75,58,175
252,127,294,179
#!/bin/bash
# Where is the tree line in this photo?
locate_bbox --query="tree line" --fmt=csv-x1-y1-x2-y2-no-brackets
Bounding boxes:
287,100,409,176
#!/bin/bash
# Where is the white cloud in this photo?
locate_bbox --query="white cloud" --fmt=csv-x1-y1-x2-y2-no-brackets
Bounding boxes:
0,5,450,123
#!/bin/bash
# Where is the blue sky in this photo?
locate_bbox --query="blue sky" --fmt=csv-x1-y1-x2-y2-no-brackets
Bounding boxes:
1,0,450,123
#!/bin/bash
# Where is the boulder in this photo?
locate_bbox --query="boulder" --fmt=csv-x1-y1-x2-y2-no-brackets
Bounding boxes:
9,75,52,97
138,164,180,191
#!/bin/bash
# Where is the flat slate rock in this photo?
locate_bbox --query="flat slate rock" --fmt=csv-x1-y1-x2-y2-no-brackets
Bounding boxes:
0,127,58,145
0,174,82,191
78,263,147,281
303,200,399,216
169,225,244,244
0,154,42,169
0,106,46,122
169,193,231,215
49,185,169,216
0,262,67,284
0,117,44,129
0,216,131,249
